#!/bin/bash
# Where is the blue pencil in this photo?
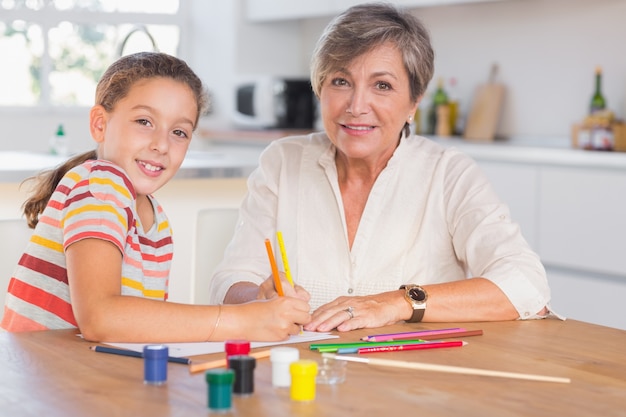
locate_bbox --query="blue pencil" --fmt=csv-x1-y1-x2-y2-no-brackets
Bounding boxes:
90,345,191,365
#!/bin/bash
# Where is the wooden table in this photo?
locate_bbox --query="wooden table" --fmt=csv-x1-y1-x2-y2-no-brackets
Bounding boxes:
1,319,625,416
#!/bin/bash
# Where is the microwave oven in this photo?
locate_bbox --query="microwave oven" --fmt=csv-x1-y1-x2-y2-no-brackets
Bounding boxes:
234,77,316,129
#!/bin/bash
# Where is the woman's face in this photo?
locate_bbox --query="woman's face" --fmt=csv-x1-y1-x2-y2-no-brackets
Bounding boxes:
319,42,418,165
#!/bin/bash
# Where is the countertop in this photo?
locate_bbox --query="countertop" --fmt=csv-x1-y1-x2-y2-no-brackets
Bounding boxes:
0,143,266,183
3,132,626,183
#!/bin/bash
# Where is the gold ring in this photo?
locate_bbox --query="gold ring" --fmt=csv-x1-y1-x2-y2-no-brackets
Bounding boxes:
344,306,354,319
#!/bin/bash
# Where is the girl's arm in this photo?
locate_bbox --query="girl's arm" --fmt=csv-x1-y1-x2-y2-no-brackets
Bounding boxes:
66,238,310,343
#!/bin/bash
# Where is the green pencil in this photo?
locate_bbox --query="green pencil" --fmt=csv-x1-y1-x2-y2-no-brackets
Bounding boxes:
310,339,428,353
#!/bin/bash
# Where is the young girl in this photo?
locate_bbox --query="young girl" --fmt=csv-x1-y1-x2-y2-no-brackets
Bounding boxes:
1,52,311,342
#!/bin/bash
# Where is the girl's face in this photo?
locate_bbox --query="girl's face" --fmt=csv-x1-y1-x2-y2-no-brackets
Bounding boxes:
90,77,197,197
319,43,418,167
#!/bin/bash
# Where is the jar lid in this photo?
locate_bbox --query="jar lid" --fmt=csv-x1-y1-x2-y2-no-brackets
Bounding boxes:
205,368,235,384
270,346,300,362
228,355,257,371
225,340,250,355
143,344,169,359
290,359,318,376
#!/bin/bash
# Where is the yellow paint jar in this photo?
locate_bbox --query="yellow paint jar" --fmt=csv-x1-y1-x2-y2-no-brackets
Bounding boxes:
289,360,318,402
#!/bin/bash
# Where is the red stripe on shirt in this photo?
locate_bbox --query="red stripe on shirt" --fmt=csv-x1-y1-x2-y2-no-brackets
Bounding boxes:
7,278,77,327
19,253,68,284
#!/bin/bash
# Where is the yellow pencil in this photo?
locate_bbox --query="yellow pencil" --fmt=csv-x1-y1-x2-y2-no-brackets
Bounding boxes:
276,231,294,287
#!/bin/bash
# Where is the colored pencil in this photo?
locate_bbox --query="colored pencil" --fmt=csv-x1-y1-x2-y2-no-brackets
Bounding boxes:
346,340,466,354
361,327,482,342
414,329,483,341
276,231,294,287
321,353,571,384
264,238,284,296
311,339,430,352
188,349,272,375
90,345,190,365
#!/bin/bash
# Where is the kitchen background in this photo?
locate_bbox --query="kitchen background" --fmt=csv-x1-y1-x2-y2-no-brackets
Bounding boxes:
2,0,626,329
1,0,626,151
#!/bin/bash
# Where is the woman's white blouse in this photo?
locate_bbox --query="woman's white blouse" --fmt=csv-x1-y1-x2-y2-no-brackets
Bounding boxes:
208,132,551,319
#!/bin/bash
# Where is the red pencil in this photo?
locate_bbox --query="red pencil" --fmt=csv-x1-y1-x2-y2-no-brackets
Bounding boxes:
355,340,466,354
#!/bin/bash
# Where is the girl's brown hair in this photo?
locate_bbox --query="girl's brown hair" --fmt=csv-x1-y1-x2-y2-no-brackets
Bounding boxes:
22,52,208,228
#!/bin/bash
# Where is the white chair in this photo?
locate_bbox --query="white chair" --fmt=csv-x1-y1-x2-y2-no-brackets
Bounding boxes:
0,218,33,322
192,207,240,305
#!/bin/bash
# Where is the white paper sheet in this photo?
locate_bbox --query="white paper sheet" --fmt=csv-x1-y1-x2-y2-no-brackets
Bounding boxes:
104,331,338,358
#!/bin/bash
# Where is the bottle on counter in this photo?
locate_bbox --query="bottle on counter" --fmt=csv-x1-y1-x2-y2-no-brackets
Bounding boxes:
590,66,606,115
49,124,68,156
426,77,449,135
447,77,461,135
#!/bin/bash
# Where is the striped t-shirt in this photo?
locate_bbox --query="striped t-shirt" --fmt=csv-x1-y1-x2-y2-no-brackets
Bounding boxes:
1,160,173,332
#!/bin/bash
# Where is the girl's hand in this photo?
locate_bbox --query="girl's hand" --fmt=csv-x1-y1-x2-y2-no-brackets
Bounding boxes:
232,296,311,341
304,291,408,333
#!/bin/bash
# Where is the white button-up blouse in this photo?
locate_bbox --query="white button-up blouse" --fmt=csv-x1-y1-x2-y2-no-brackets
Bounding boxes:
208,132,551,318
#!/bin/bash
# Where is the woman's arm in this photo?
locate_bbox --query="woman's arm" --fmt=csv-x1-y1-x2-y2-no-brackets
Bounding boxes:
305,277,528,333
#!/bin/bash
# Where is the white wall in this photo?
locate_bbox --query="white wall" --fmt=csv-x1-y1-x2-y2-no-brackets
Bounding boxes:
2,0,626,151
301,0,626,140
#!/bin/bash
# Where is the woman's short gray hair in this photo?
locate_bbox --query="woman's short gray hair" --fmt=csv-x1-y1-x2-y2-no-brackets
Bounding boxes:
310,2,434,104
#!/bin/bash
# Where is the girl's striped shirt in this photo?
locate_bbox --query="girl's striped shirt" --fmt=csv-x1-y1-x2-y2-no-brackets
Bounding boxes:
1,160,173,332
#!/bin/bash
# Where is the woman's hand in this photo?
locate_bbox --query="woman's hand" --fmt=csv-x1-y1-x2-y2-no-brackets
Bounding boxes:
304,290,409,332
257,274,311,302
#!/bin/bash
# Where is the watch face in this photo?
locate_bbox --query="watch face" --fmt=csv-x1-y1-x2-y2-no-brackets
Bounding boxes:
408,287,427,303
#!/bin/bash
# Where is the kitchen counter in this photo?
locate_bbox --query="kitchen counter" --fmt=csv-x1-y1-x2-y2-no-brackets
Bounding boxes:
3,133,626,183
0,143,265,183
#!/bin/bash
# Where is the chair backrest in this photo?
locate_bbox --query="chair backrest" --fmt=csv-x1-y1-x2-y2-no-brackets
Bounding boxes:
192,207,239,305
0,218,33,321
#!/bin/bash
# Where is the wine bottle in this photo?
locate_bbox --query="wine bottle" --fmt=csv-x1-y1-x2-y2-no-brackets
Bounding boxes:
590,66,606,114
426,78,448,135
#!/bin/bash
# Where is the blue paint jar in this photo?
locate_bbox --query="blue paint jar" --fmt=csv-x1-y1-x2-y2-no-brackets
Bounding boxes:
143,345,168,385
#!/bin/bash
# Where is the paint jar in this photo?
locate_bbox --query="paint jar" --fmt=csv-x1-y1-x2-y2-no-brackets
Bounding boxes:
270,347,300,387
224,340,250,366
316,356,347,385
205,368,235,412
143,345,168,385
289,360,318,402
228,355,256,396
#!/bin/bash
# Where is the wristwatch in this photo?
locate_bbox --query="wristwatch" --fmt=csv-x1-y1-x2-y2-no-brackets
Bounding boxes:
399,284,428,323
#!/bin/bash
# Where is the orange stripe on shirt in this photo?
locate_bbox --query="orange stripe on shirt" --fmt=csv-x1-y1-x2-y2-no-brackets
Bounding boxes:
8,279,77,326
0,308,49,332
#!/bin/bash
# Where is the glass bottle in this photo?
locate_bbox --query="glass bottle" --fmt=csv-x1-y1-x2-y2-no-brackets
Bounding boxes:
426,78,449,135
590,66,606,114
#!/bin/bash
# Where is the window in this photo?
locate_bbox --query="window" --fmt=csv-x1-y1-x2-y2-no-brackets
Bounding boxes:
0,0,187,107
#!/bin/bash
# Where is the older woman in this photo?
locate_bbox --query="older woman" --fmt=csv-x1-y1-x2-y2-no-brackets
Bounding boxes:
208,3,552,332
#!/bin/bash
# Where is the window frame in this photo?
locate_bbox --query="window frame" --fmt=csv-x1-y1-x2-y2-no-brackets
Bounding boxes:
1,1,191,111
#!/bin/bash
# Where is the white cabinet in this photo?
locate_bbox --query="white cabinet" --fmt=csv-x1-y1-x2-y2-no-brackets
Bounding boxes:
547,266,626,330
469,156,626,330
246,0,333,22
538,166,626,277
246,0,507,22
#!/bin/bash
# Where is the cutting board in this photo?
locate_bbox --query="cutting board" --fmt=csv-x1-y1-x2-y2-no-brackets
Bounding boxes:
463,65,505,141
